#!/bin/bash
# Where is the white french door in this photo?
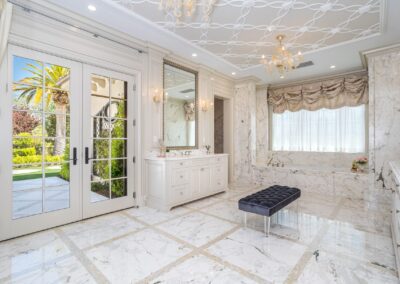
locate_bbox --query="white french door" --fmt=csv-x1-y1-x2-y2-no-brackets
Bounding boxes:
0,46,137,241
82,65,136,218
0,46,82,240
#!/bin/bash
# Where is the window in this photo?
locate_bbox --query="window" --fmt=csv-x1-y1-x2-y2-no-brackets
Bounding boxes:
272,105,366,153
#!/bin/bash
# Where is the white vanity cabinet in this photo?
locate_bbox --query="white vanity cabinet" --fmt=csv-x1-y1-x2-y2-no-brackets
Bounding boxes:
145,154,228,210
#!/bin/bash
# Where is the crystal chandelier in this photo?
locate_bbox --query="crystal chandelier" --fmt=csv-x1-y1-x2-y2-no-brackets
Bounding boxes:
159,0,216,22
262,35,303,75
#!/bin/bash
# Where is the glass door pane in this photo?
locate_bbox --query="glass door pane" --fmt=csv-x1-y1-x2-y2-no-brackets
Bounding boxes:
89,76,128,202
12,56,72,219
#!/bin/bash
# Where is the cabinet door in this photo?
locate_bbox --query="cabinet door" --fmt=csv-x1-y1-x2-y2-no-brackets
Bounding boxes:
191,167,200,197
199,167,211,194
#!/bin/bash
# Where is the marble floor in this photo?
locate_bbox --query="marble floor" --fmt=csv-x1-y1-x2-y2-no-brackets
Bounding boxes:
0,183,398,283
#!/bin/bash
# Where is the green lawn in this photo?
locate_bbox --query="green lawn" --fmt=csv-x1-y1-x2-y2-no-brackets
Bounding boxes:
13,167,61,181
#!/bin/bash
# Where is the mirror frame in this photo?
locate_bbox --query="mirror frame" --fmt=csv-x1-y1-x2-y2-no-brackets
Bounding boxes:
163,60,199,150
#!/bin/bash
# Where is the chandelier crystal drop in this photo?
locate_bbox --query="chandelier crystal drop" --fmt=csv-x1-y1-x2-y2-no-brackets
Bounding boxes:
262,35,303,75
159,0,216,22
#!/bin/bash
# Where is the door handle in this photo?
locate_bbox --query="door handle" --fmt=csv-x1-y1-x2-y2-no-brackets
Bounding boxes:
85,147,93,164
70,147,78,165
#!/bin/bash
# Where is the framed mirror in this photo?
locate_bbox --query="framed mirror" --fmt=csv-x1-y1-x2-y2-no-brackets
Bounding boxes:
163,60,198,150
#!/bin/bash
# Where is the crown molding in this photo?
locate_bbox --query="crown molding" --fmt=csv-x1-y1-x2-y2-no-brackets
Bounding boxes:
361,42,400,67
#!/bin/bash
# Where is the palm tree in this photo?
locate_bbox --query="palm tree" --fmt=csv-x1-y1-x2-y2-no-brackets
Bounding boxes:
14,63,70,156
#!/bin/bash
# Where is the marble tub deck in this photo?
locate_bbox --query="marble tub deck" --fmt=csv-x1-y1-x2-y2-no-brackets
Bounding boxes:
0,183,397,284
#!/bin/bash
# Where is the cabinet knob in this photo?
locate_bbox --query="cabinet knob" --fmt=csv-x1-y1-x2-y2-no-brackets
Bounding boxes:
201,168,204,171
180,175,183,178
180,162,183,166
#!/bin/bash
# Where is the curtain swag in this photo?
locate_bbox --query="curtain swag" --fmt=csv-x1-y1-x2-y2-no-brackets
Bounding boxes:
268,74,369,113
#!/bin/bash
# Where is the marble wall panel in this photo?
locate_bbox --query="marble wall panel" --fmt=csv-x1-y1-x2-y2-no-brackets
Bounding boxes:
368,49,400,192
233,81,257,181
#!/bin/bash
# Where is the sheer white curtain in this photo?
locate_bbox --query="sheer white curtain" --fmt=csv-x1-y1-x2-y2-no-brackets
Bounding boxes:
272,105,365,153
0,0,13,64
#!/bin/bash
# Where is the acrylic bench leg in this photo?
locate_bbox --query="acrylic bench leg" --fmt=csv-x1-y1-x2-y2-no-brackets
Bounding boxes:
244,212,247,228
264,216,271,237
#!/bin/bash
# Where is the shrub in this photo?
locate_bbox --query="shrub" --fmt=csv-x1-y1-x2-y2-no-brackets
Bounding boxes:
13,147,36,157
13,133,39,149
13,155,63,165
60,146,70,181
13,111,40,135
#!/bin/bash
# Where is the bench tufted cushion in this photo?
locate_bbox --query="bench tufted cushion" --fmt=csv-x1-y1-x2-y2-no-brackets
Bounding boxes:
238,185,301,216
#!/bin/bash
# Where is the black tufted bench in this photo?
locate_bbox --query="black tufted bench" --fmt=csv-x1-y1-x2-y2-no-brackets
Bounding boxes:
238,185,301,236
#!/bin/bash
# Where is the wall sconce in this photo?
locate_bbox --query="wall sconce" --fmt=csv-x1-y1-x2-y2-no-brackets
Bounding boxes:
153,88,162,104
200,99,214,112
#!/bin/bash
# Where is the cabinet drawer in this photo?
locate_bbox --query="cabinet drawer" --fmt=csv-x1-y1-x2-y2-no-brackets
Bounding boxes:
172,169,190,186
171,160,192,169
191,158,209,167
210,156,226,164
171,185,191,203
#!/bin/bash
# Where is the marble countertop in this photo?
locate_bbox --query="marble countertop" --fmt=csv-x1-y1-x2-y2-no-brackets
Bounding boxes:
145,153,229,161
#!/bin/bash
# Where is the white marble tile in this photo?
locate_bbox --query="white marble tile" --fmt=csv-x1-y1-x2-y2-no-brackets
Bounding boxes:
0,231,70,279
124,206,190,225
320,221,396,270
85,228,191,283
157,212,236,247
335,204,391,236
251,210,329,245
183,196,222,210
292,194,338,219
213,189,248,200
295,249,398,284
201,200,243,223
207,228,307,283
7,256,95,284
150,254,256,284
60,212,143,249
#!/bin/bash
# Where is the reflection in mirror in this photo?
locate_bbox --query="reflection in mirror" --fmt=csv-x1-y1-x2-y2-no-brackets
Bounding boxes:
163,62,197,149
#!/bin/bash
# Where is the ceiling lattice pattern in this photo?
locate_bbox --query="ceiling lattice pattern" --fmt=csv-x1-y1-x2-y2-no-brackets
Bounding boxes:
111,0,383,69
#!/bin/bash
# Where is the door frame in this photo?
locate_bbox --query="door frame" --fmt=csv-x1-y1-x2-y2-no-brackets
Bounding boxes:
0,44,142,241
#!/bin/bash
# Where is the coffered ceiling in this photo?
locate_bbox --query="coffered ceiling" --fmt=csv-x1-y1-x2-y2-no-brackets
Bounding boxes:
112,0,383,69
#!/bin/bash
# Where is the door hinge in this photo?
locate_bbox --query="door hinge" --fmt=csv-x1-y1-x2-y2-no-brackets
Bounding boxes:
133,156,136,163
133,119,136,127
132,84,136,91
133,192,136,199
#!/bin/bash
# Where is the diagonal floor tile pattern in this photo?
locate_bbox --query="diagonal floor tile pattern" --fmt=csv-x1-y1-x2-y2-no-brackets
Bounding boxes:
0,183,397,283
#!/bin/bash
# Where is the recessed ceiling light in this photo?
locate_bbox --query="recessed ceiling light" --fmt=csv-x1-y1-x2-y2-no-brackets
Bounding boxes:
261,54,266,59
210,77,214,81
330,65,336,69
88,4,96,11
280,75,285,79
231,72,236,75
192,53,197,57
